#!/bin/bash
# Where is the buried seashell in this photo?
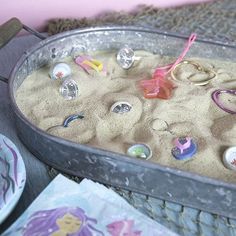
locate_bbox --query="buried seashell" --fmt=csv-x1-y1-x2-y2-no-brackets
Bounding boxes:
49,62,72,80
223,146,236,171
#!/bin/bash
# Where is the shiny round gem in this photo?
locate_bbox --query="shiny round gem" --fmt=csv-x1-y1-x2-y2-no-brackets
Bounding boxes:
59,79,79,100
117,45,135,69
49,62,72,80
127,144,152,160
110,101,132,114
223,147,236,171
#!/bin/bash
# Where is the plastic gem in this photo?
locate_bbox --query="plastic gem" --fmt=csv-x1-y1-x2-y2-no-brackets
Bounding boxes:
116,45,135,69
110,101,132,114
59,79,79,100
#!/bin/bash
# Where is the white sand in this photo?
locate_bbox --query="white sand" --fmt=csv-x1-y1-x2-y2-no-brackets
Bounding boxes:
16,51,236,183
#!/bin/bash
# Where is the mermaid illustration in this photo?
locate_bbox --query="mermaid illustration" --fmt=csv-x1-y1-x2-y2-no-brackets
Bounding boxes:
22,207,104,236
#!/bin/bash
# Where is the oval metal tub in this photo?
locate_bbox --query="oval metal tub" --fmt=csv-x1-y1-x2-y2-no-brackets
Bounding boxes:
8,26,236,219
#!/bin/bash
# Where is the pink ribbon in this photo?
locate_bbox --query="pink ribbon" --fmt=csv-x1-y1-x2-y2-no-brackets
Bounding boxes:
153,33,197,78
140,33,197,99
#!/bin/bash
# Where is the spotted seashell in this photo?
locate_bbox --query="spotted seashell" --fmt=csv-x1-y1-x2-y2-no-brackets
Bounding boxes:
49,62,72,80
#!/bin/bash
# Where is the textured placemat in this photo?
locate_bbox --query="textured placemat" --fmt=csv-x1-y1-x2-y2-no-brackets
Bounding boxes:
47,0,236,44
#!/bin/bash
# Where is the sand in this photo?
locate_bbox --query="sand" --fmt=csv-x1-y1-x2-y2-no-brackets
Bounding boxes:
15,50,236,183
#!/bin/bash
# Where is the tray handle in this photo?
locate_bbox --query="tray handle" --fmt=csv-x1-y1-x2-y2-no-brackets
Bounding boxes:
0,18,23,50
0,18,47,83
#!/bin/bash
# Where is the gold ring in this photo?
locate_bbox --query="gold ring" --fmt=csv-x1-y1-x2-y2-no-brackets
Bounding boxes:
171,60,216,86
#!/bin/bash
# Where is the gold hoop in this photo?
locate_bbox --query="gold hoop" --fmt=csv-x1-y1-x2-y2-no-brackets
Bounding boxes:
171,60,216,86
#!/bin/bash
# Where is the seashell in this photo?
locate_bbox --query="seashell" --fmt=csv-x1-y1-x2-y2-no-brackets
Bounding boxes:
223,147,236,171
49,62,72,80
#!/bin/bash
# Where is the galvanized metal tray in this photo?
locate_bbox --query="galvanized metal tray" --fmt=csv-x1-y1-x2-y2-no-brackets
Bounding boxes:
8,26,236,219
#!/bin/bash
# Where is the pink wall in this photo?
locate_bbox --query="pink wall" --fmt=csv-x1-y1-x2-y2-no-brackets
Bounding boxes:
1,0,210,31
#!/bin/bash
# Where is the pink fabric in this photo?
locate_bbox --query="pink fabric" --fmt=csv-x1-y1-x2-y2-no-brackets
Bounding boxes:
0,0,211,31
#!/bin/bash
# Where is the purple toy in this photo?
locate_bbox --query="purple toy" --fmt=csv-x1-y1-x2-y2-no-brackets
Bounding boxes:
211,89,236,114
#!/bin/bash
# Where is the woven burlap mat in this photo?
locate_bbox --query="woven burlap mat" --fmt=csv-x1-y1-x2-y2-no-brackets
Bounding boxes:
47,0,236,43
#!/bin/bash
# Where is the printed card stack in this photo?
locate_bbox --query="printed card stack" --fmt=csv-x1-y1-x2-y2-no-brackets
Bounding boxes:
3,174,178,236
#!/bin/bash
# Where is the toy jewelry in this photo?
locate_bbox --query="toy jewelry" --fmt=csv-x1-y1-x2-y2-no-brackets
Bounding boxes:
59,79,79,100
140,33,197,99
211,89,236,114
75,55,104,74
49,62,72,80
63,113,84,127
171,60,216,86
127,143,152,160
116,45,141,69
223,147,236,171
46,112,84,132
110,101,132,114
140,76,176,99
171,137,197,160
